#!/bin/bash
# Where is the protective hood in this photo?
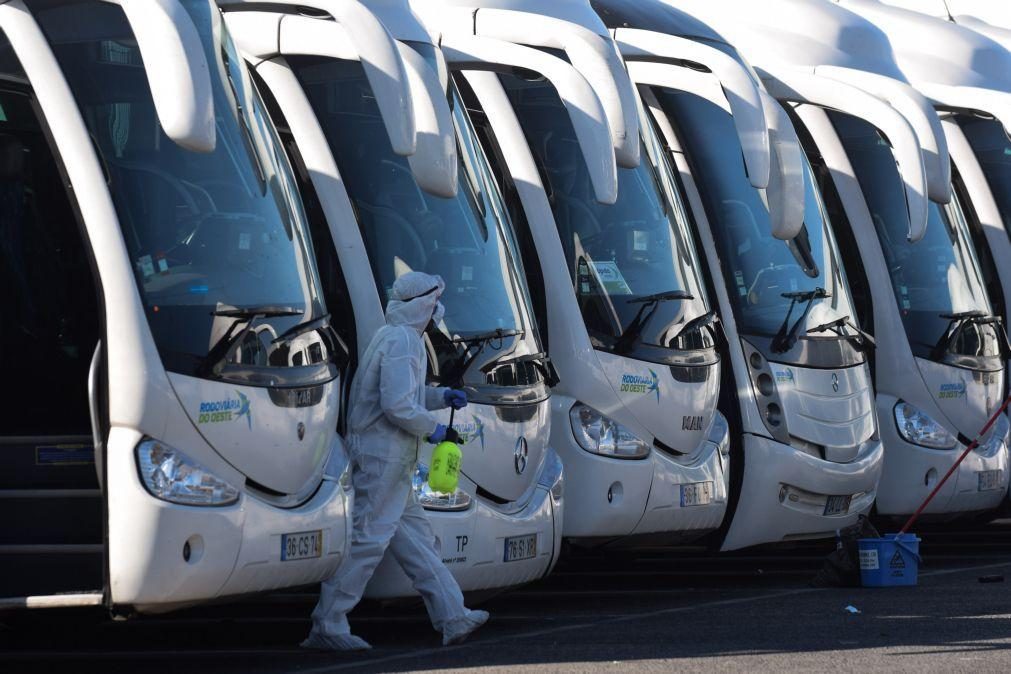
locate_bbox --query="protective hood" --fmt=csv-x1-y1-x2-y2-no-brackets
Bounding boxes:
385,271,446,332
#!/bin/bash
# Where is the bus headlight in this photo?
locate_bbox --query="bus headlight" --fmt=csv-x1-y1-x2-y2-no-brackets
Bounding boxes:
569,403,650,459
894,402,957,449
136,439,240,506
413,463,472,511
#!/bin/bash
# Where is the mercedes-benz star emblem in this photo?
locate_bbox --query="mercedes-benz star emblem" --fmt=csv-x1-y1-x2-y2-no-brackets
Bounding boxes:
831,373,840,393
297,422,306,441
514,436,529,475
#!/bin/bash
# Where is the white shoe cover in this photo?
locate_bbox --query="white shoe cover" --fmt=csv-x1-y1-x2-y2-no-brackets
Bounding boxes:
300,630,373,651
442,609,490,646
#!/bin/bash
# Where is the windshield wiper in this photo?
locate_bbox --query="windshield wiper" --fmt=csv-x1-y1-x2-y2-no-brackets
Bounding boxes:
450,327,523,346
493,351,561,387
627,289,696,304
198,305,303,377
221,48,268,188
434,328,524,388
806,315,876,350
271,312,350,367
671,309,721,344
614,290,695,354
931,310,1011,360
213,306,303,319
272,312,330,344
771,287,831,354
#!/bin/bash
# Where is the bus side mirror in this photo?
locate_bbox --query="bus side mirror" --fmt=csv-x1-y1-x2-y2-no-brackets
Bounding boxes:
441,34,618,205
464,7,641,169
105,0,216,153
761,67,929,243
221,0,416,157
614,28,771,190
760,90,805,241
398,43,459,199
818,65,951,205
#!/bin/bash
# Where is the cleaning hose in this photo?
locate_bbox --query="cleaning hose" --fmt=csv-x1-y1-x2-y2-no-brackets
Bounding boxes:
899,392,1011,535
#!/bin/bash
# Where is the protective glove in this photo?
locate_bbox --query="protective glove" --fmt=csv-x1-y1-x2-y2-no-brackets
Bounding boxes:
428,424,448,444
427,424,461,445
444,389,468,410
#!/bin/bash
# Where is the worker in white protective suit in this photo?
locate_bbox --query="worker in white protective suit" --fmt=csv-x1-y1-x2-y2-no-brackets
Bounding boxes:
302,271,489,651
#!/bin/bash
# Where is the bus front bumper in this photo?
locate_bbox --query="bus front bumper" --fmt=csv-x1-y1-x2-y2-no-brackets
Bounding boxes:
721,433,883,551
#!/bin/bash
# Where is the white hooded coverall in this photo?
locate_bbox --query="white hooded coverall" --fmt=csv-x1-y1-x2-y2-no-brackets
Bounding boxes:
306,272,485,649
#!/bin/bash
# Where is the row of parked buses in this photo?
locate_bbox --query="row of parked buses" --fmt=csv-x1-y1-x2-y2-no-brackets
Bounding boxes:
3,0,1011,614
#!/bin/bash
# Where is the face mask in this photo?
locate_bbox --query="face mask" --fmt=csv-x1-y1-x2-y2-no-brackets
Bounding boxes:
432,301,445,326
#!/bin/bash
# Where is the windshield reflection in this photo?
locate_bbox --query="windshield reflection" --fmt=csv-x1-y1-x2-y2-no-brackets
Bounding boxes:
657,88,856,356
499,75,711,359
290,54,542,382
37,0,334,386
831,112,999,362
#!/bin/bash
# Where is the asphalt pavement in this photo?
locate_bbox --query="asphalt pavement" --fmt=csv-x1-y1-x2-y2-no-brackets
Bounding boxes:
3,520,1011,673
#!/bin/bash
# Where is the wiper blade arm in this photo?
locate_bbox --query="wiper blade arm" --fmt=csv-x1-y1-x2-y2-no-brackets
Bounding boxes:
615,290,695,354
272,313,331,344
492,351,560,387
271,312,350,367
939,310,988,321
627,289,695,305
212,305,303,319
200,305,303,377
434,328,523,388
932,311,1010,360
806,315,876,350
450,327,523,346
781,288,831,302
672,310,721,343
771,287,830,354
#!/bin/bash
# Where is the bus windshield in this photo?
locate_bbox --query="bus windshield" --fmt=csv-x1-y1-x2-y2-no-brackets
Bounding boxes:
289,52,543,382
499,75,712,362
656,88,857,364
831,112,1000,364
37,0,335,387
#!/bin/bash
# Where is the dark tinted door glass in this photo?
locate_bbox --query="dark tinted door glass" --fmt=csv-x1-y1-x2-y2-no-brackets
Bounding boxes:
0,44,98,435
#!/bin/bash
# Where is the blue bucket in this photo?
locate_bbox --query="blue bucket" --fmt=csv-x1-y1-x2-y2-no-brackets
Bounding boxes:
858,533,921,587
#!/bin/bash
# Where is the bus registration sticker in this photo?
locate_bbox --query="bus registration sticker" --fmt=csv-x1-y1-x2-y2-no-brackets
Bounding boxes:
978,470,1002,492
281,530,323,561
824,495,852,516
504,534,537,563
680,482,713,507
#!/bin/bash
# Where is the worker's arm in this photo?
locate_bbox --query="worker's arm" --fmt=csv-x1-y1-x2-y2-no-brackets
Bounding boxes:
379,331,441,438
425,385,450,410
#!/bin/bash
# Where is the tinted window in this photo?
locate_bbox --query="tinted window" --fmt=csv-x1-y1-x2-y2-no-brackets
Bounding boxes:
959,115,1011,242
0,39,98,435
657,89,856,353
38,1,335,386
500,75,711,357
831,111,999,362
289,54,545,386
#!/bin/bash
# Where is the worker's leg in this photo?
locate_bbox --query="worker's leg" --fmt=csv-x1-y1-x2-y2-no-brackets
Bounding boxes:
304,454,413,650
387,492,489,644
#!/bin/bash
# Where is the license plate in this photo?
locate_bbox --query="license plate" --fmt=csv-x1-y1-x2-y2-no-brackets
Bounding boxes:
281,530,323,561
680,481,713,507
824,495,852,516
504,534,537,563
978,470,1002,492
